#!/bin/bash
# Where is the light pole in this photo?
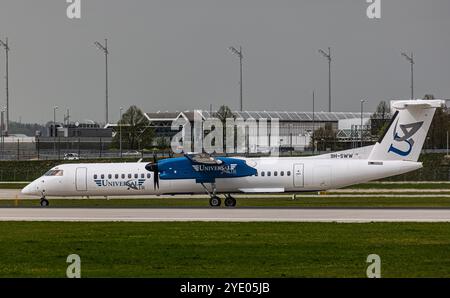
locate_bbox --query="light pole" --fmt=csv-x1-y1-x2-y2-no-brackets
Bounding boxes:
318,47,332,112
0,106,5,159
401,52,414,99
312,90,315,154
64,108,70,125
119,107,123,158
360,99,365,147
229,46,243,111
0,38,9,135
53,106,58,157
95,39,109,124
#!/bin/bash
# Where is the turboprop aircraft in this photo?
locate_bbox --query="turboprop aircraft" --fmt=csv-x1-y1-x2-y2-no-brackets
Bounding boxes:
22,99,445,207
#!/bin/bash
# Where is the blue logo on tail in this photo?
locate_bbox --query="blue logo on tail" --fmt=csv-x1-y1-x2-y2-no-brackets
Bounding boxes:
388,120,423,156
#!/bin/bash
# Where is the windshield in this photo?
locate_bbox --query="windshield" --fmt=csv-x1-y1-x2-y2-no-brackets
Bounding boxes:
44,170,64,176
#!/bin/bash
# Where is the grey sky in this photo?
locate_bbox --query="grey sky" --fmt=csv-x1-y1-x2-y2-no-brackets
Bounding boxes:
0,0,449,124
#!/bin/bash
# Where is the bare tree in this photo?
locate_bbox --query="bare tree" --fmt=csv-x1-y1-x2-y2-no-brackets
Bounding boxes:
112,106,154,150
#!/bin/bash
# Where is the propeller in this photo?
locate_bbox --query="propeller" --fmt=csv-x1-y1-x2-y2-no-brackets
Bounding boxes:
145,154,159,189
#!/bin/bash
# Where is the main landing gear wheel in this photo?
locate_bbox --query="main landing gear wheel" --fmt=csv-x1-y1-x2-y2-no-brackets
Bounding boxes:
224,196,237,207
40,198,49,207
209,196,221,207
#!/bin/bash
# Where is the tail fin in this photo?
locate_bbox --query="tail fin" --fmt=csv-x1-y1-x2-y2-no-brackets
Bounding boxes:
368,99,445,162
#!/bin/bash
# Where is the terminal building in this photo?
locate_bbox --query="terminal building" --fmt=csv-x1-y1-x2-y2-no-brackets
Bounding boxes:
145,110,373,151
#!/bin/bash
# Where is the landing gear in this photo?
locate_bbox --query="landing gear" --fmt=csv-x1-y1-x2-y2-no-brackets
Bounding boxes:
200,182,237,208
224,195,237,207
202,183,220,208
40,197,49,207
209,196,222,207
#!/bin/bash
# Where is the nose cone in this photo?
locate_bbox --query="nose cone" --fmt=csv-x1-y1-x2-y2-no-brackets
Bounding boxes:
21,182,38,196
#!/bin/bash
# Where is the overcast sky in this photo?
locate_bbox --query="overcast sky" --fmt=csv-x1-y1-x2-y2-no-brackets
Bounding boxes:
0,0,449,124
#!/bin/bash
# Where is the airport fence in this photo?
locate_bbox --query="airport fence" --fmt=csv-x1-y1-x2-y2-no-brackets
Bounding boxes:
382,167,450,182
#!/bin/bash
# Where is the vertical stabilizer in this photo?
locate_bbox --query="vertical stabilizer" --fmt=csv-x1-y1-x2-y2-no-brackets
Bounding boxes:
368,99,445,161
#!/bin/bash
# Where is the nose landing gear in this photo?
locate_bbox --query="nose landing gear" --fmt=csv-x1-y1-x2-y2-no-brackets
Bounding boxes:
40,192,49,207
40,198,49,207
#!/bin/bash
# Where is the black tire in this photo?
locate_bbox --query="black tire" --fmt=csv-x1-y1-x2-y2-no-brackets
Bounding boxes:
224,196,236,207
209,196,221,207
40,198,49,207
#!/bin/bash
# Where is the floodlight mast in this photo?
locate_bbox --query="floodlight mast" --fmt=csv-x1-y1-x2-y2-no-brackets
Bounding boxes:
360,99,365,147
53,106,58,156
0,106,5,159
312,90,315,154
318,47,332,112
0,38,9,136
119,107,123,158
229,46,243,111
401,52,414,99
95,39,109,124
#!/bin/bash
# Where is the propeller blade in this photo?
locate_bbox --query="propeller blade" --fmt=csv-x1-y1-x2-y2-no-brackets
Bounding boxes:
152,154,159,189
145,154,160,189
154,166,159,189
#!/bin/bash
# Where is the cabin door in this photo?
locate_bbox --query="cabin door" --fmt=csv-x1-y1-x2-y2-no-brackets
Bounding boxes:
76,167,87,191
293,164,304,188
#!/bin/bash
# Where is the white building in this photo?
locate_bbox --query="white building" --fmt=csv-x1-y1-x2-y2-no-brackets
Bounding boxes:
145,110,372,152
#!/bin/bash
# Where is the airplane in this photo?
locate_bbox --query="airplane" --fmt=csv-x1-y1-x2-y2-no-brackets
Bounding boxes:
22,99,445,207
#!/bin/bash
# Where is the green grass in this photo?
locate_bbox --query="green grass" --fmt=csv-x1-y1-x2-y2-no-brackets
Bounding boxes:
331,192,450,195
0,183,28,189
0,222,449,277
4,195,450,208
346,183,450,189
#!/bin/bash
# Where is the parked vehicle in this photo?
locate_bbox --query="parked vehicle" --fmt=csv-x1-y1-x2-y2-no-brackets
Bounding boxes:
63,153,80,160
122,151,141,156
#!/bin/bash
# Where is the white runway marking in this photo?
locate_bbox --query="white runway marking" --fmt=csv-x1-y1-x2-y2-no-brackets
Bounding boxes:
1,208,450,222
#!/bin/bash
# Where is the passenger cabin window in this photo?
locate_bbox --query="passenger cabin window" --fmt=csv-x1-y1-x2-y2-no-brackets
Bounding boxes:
280,171,284,176
274,171,278,176
94,174,97,179
128,174,132,179
134,174,138,179
261,171,265,177
45,170,64,176
147,173,151,178
287,171,291,176
267,171,271,177
108,174,112,179
121,174,125,179
141,173,145,179
101,174,105,179
115,174,119,179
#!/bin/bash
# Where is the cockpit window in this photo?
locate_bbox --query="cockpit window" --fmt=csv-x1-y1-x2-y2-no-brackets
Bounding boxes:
44,170,64,176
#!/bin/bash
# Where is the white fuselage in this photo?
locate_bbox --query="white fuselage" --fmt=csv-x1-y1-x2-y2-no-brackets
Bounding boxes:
22,156,422,197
